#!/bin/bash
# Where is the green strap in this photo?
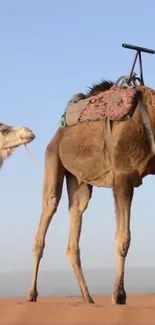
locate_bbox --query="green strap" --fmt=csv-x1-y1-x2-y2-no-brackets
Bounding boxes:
60,113,67,128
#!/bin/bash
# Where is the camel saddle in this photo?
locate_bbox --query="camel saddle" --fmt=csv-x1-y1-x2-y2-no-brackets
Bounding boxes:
60,85,138,127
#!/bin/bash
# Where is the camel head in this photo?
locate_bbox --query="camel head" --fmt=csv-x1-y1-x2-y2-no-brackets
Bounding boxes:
0,122,35,166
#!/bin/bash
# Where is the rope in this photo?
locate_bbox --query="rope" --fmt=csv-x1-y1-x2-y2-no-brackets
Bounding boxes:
24,144,43,167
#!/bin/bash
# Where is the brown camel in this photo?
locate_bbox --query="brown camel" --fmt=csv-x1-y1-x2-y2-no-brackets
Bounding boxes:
28,80,155,305
0,122,35,167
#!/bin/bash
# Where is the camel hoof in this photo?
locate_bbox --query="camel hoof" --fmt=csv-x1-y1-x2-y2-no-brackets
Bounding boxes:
112,291,126,305
84,295,95,304
27,290,38,302
89,297,95,304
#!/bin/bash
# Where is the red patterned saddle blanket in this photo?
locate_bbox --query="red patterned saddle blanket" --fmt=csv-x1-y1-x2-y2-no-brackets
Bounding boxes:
61,85,138,127
79,85,137,122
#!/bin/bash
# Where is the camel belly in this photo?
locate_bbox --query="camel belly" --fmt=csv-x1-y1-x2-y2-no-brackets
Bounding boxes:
60,152,114,187
58,122,144,188
59,124,114,187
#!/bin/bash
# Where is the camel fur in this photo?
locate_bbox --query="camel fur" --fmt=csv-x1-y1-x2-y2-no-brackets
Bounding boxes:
28,80,155,305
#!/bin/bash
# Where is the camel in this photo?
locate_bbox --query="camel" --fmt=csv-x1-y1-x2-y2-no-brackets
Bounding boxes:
28,79,155,305
0,122,35,167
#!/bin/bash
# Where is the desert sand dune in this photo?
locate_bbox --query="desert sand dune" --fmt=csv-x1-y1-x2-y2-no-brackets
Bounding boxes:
0,294,155,325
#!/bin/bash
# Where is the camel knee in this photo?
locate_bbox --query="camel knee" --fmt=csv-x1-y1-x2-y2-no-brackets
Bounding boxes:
34,196,59,260
66,245,79,256
116,231,131,258
44,195,59,215
66,245,80,264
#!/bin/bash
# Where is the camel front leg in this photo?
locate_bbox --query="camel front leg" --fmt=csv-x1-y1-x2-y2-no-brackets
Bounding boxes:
66,174,94,303
112,174,133,305
27,144,65,302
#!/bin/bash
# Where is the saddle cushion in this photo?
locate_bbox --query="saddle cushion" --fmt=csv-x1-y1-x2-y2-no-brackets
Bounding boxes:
61,85,138,127
79,85,138,123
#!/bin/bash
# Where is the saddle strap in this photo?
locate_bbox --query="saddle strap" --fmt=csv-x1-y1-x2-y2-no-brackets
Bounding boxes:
137,96,155,154
105,93,155,167
105,104,114,166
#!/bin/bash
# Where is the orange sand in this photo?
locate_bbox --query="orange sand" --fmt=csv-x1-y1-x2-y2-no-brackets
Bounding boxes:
0,294,155,325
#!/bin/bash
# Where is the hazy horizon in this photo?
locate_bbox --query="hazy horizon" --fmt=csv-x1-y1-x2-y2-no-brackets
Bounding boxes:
0,268,155,298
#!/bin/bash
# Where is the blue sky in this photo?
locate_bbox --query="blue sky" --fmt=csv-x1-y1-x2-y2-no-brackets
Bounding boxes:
0,0,155,273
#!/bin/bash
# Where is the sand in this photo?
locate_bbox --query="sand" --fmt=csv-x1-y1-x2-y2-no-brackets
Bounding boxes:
0,294,155,325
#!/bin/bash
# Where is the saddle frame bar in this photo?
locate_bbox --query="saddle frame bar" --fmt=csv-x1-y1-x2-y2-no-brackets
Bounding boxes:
122,43,155,86
122,43,155,54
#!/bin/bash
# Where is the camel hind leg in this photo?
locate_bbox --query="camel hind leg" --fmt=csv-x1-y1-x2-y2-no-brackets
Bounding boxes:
66,173,94,303
112,173,133,305
27,141,65,302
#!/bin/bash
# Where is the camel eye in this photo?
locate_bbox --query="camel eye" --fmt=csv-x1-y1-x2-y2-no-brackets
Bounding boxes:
1,129,8,135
